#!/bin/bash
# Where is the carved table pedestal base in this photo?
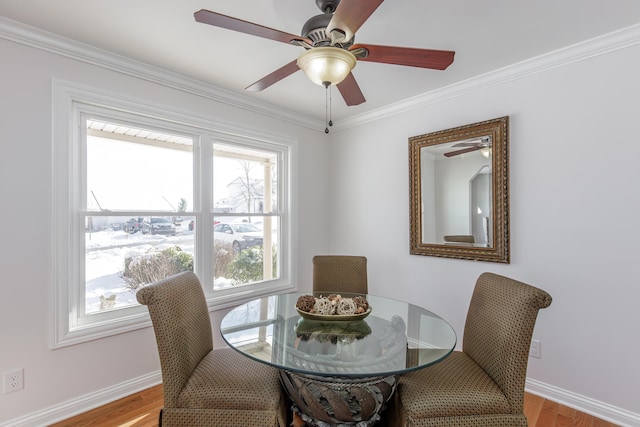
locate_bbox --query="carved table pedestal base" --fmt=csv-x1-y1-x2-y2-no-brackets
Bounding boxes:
280,370,397,426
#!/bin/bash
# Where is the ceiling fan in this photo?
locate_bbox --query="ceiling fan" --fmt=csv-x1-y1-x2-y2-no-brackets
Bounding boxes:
194,0,455,107
444,137,492,158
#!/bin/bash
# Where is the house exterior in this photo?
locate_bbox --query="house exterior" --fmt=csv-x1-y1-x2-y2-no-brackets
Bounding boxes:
226,177,273,214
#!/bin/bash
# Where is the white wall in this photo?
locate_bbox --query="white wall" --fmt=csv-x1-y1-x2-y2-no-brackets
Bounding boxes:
328,41,640,423
0,36,329,424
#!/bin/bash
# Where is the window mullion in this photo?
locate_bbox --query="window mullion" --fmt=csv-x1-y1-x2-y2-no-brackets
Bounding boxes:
198,134,214,295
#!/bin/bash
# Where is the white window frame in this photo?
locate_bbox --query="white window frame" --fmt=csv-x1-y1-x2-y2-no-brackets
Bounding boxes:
52,80,296,348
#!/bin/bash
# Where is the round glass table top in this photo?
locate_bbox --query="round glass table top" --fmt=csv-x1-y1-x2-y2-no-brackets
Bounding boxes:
220,292,457,378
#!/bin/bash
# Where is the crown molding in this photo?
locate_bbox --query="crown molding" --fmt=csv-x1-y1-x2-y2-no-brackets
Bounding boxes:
334,23,640,132
0,16,325,131
2,16,639,135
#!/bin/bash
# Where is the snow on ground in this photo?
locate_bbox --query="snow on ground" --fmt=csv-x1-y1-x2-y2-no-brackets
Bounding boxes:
84,226,234,313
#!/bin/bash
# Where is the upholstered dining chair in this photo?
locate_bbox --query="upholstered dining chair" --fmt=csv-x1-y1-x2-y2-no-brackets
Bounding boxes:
312,255,368,294
136,271,287,427
443,235,475,244
394,272,552,427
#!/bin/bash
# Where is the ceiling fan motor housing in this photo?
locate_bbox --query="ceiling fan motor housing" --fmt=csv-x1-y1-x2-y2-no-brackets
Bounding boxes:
301,12,353,48
315,0,340,13
302,14,332,46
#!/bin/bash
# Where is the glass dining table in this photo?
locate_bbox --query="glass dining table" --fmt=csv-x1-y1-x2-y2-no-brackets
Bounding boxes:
220,292,457,427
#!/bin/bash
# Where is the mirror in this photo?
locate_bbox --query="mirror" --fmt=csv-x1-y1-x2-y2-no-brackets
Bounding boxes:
409,116,510,263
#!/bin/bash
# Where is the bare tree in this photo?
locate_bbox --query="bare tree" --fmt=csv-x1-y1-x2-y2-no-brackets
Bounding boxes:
237,161,262,217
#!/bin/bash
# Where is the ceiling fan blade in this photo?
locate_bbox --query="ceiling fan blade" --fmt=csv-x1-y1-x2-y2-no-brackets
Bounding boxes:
351,44,455,70
194,9,311,45
337,72,366,106
327,0,384,43
452,142,481,148
452,137,491,148
245,60,300,92
444,146,481,158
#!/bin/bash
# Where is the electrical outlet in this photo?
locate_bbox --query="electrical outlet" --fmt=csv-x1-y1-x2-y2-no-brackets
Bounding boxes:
3,368,24,393
529,339,542,359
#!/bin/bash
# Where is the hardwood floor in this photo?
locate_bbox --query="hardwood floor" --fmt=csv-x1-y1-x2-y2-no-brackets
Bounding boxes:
523,393,619,427
50,385,619,427
49,385,163,427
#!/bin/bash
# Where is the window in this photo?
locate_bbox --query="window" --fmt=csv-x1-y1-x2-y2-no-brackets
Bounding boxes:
53,82,295,347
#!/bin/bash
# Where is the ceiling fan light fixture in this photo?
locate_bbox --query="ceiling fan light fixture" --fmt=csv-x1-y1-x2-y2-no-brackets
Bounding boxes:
297,47,357,86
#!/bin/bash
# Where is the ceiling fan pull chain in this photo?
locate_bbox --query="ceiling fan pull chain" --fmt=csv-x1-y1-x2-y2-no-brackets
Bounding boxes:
329,85,333,128
324,82,330,133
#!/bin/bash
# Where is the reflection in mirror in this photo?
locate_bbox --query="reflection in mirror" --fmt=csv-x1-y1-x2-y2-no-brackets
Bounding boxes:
420,137,492,246
409,117,509,263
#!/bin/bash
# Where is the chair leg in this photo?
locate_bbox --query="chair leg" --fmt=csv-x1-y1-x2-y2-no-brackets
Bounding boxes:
158,408,163,427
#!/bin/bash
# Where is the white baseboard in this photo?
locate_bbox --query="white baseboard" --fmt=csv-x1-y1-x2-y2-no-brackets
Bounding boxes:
3,374,638,427
526,378,640,427
0,371,162,427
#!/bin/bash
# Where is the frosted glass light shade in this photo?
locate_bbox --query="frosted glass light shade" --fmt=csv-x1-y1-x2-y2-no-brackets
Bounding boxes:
297,47,357,86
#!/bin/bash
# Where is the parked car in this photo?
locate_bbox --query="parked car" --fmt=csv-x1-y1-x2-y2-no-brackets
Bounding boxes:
141,217,176,236
124,217,143,234
213,222,263,254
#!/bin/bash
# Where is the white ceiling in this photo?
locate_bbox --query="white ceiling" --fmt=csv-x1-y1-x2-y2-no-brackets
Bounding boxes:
2,0,640,122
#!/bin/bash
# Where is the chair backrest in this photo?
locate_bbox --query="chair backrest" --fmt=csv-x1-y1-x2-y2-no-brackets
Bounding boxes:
443,235,475,243
312,255,368,294
136,271,213,406
462,272,552,414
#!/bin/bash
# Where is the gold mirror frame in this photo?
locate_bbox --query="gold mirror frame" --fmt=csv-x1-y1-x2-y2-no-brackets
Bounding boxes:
409,116,510,263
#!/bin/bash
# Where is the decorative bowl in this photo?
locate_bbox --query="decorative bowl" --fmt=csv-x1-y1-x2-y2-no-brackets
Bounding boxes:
295,307,371,321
